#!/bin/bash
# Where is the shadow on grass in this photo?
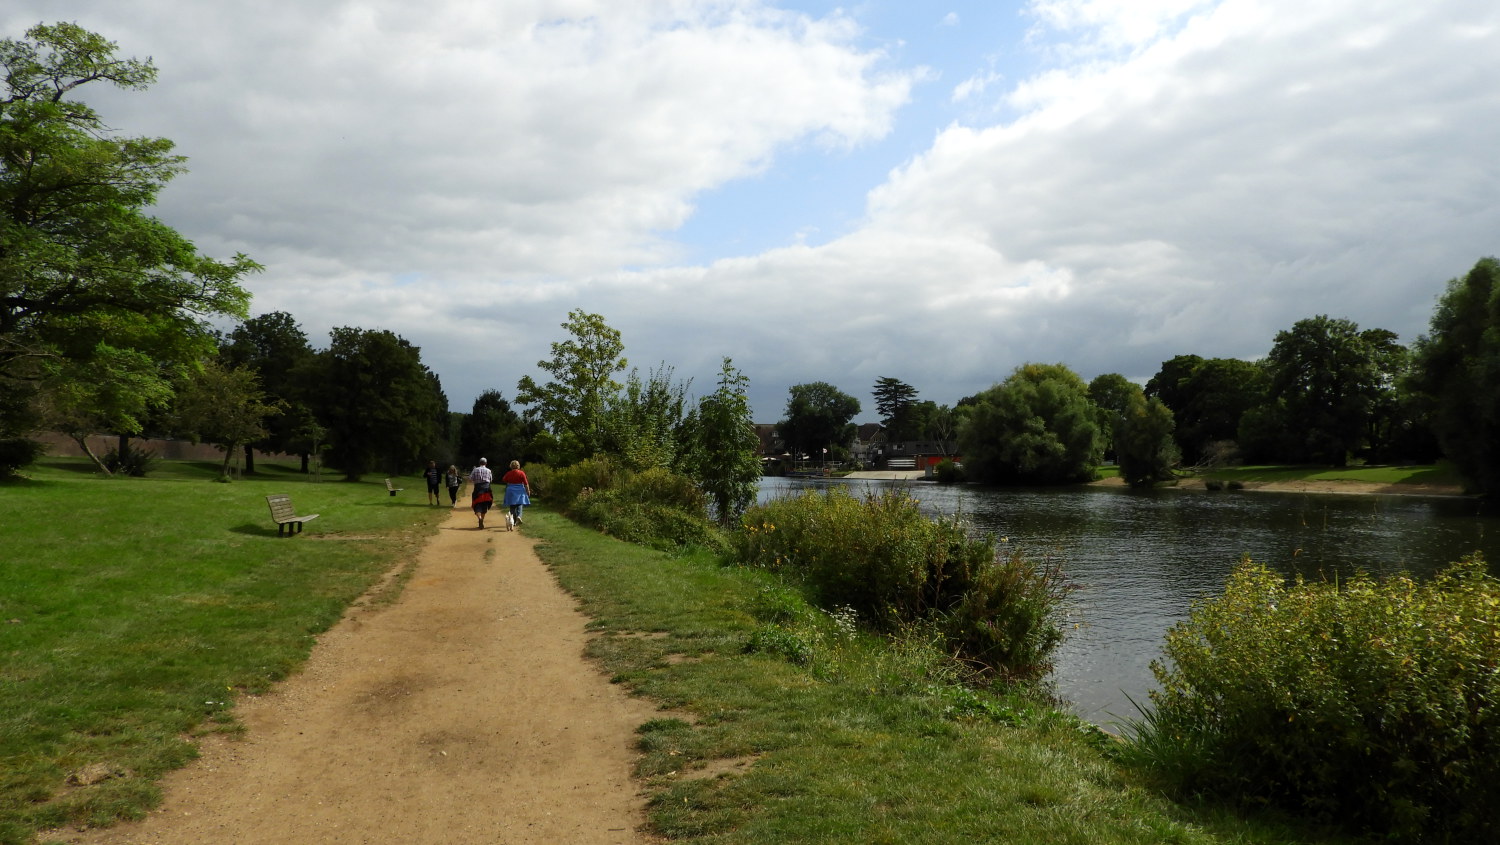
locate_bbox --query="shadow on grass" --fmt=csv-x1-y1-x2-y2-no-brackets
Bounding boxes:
230,522,291,537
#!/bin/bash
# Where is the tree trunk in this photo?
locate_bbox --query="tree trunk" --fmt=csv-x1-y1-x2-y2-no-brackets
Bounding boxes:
71,434,112,475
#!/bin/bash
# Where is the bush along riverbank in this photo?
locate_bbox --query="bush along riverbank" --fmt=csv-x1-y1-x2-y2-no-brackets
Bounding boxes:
1122,556,1500,843
527,460,1364,843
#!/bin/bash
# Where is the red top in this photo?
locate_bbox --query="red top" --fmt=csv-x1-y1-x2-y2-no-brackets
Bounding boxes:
502,468,528,486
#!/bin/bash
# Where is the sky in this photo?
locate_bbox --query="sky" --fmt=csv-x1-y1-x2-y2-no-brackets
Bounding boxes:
7,1,1499,423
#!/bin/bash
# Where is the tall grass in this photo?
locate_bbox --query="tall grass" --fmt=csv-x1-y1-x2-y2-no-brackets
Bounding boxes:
733,487,1071,681
0,459,447,843
530,456,727,553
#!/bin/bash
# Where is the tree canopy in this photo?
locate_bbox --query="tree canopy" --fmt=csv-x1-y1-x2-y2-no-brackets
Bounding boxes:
456,389,533,469
0,23,258,440
1265,315,1384,466
515,310,626,463
219,311,316,470
872,376,919,440
958,363,1102,485
309,327,445,480
1409,257,1500,494
775,381,860,460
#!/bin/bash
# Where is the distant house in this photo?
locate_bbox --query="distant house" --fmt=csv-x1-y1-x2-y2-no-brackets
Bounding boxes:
850,423,885,466
753,423,779,457
873,439,960,471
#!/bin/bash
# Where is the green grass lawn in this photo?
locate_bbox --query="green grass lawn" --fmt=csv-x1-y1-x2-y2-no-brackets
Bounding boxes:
0,458,449,843
1,458,1365,844
1197,462,1463,487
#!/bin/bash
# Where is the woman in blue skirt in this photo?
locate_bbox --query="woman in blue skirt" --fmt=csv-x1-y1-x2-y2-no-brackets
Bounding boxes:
501,460,531,530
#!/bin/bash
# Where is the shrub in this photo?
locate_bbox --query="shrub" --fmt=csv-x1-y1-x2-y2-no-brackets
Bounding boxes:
552,461,724,553
734,487,1070,679
538,455,622,508
1128,555,1500,842
0,437,44,478
572,488,726,553
942,548,1071,682
933,458,965,483
103,443,156,477
618,466,706,513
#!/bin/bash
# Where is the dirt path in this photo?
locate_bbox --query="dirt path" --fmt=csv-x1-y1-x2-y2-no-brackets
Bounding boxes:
53,503,659,844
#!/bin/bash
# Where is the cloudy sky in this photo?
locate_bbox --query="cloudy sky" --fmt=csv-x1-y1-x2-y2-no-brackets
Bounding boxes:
8,1,1498,422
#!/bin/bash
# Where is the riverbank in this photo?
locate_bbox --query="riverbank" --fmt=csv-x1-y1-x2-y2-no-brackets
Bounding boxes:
841,468,1469,497
1093,468,1469,498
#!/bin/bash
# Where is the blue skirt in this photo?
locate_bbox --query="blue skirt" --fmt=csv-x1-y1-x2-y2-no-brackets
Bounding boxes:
503,484,531,507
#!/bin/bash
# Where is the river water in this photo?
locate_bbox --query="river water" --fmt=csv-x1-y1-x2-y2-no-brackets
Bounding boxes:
757,477,1500,731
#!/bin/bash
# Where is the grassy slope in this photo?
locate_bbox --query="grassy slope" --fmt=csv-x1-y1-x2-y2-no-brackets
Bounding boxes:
527,511,1359,844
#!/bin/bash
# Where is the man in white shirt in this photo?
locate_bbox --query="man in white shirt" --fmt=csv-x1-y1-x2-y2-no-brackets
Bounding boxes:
469,458,495,528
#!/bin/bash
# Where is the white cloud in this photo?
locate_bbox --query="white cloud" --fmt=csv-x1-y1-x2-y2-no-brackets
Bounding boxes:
5,0,1498,421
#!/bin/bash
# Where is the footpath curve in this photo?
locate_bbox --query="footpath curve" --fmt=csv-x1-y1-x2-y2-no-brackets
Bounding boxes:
54,502,659,845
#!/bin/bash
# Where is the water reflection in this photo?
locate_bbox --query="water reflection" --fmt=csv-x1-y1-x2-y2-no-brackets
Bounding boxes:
757,477,1500,730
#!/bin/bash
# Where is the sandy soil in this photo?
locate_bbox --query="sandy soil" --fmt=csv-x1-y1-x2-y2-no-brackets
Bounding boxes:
48,501,660,845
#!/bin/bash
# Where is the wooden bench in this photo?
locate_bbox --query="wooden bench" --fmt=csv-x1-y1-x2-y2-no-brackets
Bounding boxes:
384,478,403,496
266,494,319,536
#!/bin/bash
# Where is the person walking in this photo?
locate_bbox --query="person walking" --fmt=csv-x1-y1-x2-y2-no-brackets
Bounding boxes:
470,458,494,529
501,460,531,530
444,464,462,505
423,460,442,506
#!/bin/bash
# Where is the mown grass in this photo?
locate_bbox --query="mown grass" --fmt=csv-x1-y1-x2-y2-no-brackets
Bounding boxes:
527,510,1363,844
0,458,448,844
1198,462,1463,488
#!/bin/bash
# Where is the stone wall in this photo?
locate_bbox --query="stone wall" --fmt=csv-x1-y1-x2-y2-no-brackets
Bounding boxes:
32,432,282,463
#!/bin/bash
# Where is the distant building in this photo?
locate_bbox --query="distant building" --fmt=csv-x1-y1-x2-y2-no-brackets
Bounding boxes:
873,438,960,471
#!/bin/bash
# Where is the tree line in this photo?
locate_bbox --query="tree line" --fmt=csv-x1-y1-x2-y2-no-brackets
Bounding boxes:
6,23,1499,502
771,256,1500,495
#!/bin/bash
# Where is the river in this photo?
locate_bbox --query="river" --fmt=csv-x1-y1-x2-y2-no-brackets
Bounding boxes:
757,476,1500,731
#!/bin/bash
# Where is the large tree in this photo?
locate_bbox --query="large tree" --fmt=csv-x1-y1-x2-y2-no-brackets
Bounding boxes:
958,363,1102,485
1087,372,1138,461
169,359,280,479
872,377,919,441
1409,257,1500,494
219,311,315,472
775,381,860,461
0,23,258,444
310,327,445,480
1115,393,1179,487
1265,315,1384,466
1145,353,1269,463
515,309,626,464
456,389,535,469
692,358,761,524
